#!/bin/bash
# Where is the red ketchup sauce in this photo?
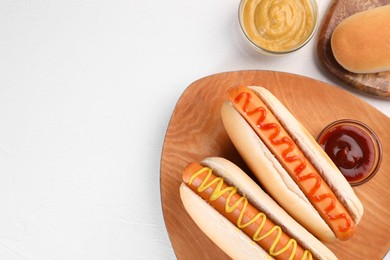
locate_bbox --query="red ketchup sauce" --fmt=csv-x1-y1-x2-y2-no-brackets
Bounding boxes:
232,89,354,237
318,122,380,184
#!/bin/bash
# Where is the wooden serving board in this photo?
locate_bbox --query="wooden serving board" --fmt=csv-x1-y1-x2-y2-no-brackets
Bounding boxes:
317,0,390,99
160,71,390,260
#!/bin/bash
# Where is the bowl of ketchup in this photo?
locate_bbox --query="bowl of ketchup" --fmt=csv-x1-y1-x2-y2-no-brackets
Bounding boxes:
317,119,382,186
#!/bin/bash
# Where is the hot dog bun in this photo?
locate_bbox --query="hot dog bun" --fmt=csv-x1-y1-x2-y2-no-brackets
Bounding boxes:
180,185,269,259
220,86,363,242
331,5,390,74
180,157,337,260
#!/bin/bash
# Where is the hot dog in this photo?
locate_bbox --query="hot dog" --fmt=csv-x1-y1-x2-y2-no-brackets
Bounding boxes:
180,157,337,260
220,86,364,242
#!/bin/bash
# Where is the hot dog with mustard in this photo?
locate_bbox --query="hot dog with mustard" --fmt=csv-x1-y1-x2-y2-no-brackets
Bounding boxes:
220,86,364,242
180,157,337,260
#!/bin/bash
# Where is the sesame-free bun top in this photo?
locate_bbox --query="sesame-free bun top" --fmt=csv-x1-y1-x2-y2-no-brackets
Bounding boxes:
331,5,390,74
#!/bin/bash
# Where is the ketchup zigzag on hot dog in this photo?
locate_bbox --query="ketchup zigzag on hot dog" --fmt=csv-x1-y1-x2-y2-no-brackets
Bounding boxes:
220,86,363,242
180,157,337,260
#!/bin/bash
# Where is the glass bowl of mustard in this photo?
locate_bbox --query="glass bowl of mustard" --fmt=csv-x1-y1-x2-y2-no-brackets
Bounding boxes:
238,0,319,55
317,119,382,186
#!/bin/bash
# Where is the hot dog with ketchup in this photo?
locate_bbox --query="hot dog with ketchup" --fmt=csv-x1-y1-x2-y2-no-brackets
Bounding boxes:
220,86,364,242
180,157,337,260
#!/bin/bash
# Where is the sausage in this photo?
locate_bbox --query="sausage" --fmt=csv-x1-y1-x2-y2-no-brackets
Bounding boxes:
227,86,355,240
183,162,313,260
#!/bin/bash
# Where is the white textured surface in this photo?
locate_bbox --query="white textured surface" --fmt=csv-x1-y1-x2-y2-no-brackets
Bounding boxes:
0,1,388,259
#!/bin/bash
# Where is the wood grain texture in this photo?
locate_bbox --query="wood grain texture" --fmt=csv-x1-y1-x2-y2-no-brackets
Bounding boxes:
316,0,390,99
160,71,390,260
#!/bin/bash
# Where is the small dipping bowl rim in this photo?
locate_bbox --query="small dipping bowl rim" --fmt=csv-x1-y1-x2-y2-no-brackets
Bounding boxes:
316,119,383,186
238,0,319,55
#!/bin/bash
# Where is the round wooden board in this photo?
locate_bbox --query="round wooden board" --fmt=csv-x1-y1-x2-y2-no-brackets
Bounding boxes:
160,70,390,259
316,0,390,99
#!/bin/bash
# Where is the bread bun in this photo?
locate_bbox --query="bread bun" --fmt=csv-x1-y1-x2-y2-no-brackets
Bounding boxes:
180,184,269,259
221,100,335,242
331,5,390,73
180,157,338,260
251,87,364,225
220,86,363,242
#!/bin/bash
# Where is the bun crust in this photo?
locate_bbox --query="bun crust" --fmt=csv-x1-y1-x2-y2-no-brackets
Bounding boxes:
221,101,335,242
220,86,363,241
331,5,390,74
180,157,337,260
250,87,363,224
180,184,269,260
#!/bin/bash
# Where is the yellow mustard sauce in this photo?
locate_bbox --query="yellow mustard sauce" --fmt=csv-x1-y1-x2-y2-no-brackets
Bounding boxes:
240,0,315,52
189,167,313,260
